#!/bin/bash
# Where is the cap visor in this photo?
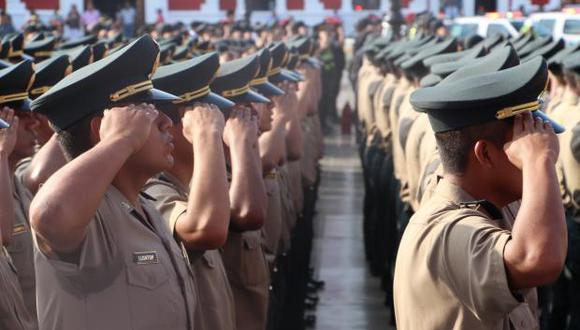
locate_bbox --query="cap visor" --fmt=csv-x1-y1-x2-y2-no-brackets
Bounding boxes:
282,70,305,81
0,118,9,129
198,92,236,111
269,71,299,84
253,82,284,97
229,90,271,104
532,110,565,134
7,98,32,112
123,88,181,105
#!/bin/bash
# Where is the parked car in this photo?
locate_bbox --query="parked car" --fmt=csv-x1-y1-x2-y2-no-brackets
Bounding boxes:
526,11,580,45
450,16,520,39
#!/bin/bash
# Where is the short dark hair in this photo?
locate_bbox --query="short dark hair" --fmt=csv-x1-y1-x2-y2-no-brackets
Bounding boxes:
56,114,97,160
435,119,512,174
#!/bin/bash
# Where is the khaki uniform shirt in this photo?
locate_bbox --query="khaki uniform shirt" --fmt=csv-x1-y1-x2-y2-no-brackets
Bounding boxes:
300,116,319,188
356,58,375,124
34,186,196,330
0,247,36,330
357,62,382,131
374,74,397,151
404,113,430,211
6,174,37,320
557,107,580,211
221,230,270,330
394,88,418,203
277,164,296,253
262,170,283,266
390,81,413,182
144,173,236,330
550,87,578,124
394,180,538,330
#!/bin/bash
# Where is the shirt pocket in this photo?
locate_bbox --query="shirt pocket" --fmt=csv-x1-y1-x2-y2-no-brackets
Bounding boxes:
509,303,538,330
239,235,269,287
126,261,169,290
202,252,215,269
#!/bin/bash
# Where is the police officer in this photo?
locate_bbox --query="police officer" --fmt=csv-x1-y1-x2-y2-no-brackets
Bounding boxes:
29,35,198,330
394,57,566,329
210,54,271,330
0,106,36,330
146,52,237,330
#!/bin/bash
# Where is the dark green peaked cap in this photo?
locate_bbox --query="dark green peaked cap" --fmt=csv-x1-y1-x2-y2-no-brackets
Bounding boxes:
550,44,580,75
251,48,284,97
91,41,109,62
483,33,505,52
54,45,92,71
29,55,71,99
412,57,563,133
31,35,180,131
0,60,34,110
523,38,564,61
401,38,457,78
442,45,520,84
59,34,98,50
423,47,475,67
210,55,270,104
430,44,487,77
268,42,297,84
152,52,234,111
518,36,552,58
420,73,442,87
24,36,56,60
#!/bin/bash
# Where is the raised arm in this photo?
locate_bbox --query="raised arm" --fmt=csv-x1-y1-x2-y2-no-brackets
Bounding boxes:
0,108,18,246
175,104,231,250
224,107,267,231
280,82,304,161
30,105,158,253
21,134,67,195
503,112,567,290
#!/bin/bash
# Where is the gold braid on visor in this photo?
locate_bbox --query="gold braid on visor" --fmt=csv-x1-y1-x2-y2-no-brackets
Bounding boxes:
173,85,211,104
222,84,250,98
110,80,153,102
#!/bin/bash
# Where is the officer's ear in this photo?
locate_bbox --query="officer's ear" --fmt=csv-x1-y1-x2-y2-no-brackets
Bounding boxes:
473,139,497,169
88,115,102,145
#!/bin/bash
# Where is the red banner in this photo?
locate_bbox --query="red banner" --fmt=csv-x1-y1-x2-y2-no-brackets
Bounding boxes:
322,0,340,10
219,0,236,10
169,0,204,10
531,0,548,5
24,0,59,9
287,0,304,10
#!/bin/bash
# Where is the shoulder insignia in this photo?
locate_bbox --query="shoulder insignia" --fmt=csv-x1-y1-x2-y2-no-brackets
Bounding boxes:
459,200,503,220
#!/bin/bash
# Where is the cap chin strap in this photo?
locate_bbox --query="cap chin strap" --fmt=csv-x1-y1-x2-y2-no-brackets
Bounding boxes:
110,80,154,102
0,92,29,104
495,80,548,120
173,85,210,104
250,77,268,86
222,84,250,98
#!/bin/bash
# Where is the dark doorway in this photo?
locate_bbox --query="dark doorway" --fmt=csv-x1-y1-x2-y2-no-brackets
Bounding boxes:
89,0,136,19
475,0,496,14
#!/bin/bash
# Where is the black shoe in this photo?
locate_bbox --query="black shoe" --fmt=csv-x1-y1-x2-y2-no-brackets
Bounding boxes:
304,314,316,328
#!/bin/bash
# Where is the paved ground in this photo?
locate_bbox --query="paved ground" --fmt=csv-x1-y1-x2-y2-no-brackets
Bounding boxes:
311,131,395,330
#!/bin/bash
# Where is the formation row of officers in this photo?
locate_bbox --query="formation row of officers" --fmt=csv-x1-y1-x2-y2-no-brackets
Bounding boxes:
355,28,580,329
0,26,326,330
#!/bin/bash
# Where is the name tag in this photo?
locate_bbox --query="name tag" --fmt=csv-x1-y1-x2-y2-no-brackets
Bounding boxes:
133,251,159,265
12,224,27,236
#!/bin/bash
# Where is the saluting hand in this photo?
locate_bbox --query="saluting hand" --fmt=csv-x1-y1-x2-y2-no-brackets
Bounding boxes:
223,106,258,149
504,112,560,170
99,103,159,153
182,103,225,145
272,82,298,119
0,107,18,157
